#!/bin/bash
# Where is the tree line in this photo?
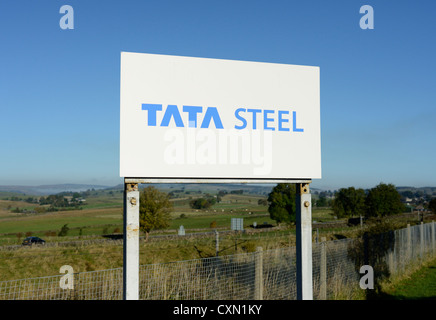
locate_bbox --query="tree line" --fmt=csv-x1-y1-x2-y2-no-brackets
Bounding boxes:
39,194,84,208
332,183,405,219
266,183,416,225
135,183,436,240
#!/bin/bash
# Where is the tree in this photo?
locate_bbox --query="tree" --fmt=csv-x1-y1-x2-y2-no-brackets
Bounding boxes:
25,197,35,203
332,187,366,218
315,195,328,208
218,190,228,197
58,224,69,236
230,190,243,195
429,198,436,214
267,183,296,225
189,197,216,209
399,190,414,200
34,206,46,214
258,198,268,206
139,186,173,241
365,183,404,218
347,219,396,298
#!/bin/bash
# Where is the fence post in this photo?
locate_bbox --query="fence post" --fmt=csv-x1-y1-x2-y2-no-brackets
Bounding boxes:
432,221,435,255
320,237,327,300
393,229,398,275
420,222,424,260
407,224,411,263
388,250,395,276
255,246,263,300
215,230,219,257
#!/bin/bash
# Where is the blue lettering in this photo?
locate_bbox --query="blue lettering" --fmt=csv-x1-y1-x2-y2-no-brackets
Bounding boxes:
263,109,275,131
201,107,224,129
183,105,203,128
278,110,290,131
141,104,162,126
141,103,304,133
234,108,247,130
247,109,261,129
161,105,184,127
293,111,304,132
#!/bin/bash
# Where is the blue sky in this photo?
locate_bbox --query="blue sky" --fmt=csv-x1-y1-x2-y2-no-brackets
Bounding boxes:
0,1,435,190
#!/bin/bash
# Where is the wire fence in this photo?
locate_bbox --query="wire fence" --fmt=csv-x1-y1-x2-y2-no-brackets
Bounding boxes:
0,221,435,300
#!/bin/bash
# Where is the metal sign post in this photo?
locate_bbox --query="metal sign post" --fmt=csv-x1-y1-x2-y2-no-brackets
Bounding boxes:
123,181,140,300
296,182,313,300
122,178,313,300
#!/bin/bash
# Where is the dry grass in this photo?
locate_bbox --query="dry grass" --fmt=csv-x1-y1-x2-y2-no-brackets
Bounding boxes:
0,231,298,281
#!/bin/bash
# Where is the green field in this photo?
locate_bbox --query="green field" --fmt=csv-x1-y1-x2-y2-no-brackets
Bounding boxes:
0,191,338,246
0,190,276,242
1,186,427,283
0,188,332,280
379,257,436,300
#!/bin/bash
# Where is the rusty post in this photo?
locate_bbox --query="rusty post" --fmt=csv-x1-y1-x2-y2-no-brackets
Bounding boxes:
123,181,140,300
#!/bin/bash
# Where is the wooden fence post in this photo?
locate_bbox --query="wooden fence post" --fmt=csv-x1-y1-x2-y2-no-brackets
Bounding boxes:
407,224,411,263
420,222,424,260
320,237,327,300
215,230,219,257
432,221,435,255
255,246,263,300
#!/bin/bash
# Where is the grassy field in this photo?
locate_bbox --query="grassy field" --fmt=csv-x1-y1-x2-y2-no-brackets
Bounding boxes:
0,187,430,283
0,188,331,280
379,256,436,300
0,190,274,242
0,205,123,243
0,231,299,280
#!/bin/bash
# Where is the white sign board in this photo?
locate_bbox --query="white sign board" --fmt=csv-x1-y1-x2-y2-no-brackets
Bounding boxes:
120,52,321,180
231,218,244,231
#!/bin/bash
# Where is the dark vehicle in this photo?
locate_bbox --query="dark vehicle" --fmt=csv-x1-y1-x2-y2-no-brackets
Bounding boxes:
22,237,46,246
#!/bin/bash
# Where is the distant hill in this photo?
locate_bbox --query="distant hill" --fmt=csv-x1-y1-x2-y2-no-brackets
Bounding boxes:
154,183,276,195
107,182,322,196
104,183,274,195
396,186,436,195
4,182,433,198
0,184,111,196
0,182,327,197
